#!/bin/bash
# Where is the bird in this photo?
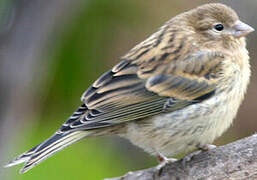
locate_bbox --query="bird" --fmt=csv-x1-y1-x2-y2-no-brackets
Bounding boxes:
5,3,254,174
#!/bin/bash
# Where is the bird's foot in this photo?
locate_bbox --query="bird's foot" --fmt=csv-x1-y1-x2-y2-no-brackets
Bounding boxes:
197,144,217,151
156,153,177,170
182,144,217,168
182,150,201,168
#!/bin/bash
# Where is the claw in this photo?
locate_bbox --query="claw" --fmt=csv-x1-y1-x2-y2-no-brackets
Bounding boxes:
182,150,201,168
198,144,217,151
182,144,217,168
156,153,177,170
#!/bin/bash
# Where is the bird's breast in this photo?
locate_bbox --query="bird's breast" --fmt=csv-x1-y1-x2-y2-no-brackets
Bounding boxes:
123,53,250,157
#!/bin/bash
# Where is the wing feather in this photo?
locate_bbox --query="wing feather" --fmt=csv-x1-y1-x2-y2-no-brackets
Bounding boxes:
59,51,224,133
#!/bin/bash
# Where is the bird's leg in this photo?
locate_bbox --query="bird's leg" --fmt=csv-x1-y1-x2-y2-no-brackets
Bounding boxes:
182,144,217,167
156,153,177,170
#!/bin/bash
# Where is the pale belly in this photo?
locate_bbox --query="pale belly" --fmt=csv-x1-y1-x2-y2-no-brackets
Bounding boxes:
120,45,250,157
121,90,244,157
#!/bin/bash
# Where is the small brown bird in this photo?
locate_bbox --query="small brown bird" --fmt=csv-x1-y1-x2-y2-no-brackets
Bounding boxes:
5,3,254,173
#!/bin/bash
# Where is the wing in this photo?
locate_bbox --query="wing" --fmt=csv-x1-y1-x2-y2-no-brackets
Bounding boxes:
58,51,224,134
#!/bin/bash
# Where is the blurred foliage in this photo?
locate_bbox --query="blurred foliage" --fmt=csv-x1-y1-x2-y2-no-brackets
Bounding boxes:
40,0,142,119
6,1,156,180
0,0,11,32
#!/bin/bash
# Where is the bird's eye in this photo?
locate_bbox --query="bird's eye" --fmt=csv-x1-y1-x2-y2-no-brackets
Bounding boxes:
214,24,224,31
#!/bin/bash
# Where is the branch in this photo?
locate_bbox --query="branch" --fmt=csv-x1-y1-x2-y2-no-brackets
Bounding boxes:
105,134,257,180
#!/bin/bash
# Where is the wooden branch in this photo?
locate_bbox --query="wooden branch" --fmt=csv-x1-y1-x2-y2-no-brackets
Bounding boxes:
105,134,257,180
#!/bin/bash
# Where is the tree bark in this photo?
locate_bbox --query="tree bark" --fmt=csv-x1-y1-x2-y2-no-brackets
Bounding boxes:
106,134,257,180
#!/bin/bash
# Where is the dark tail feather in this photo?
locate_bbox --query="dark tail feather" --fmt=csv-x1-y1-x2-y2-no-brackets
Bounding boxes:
4,131,90,173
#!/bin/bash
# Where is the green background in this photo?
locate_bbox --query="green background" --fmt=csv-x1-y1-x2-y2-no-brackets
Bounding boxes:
1,0,257,179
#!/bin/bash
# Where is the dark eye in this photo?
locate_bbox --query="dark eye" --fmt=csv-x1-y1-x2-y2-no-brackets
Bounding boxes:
214,24,224,31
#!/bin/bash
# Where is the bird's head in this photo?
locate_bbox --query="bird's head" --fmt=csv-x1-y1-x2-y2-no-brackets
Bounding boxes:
181,3,254,50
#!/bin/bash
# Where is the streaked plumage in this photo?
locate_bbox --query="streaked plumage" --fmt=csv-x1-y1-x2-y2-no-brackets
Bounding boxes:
5,3,254,173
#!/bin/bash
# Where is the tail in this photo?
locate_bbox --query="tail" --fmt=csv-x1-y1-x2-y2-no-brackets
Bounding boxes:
4,131,90,174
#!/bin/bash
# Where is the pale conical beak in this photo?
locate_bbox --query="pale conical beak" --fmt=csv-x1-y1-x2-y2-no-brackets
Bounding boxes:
233,20,255,38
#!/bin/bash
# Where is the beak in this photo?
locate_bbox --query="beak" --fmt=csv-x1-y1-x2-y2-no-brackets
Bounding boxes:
233,20,255,38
